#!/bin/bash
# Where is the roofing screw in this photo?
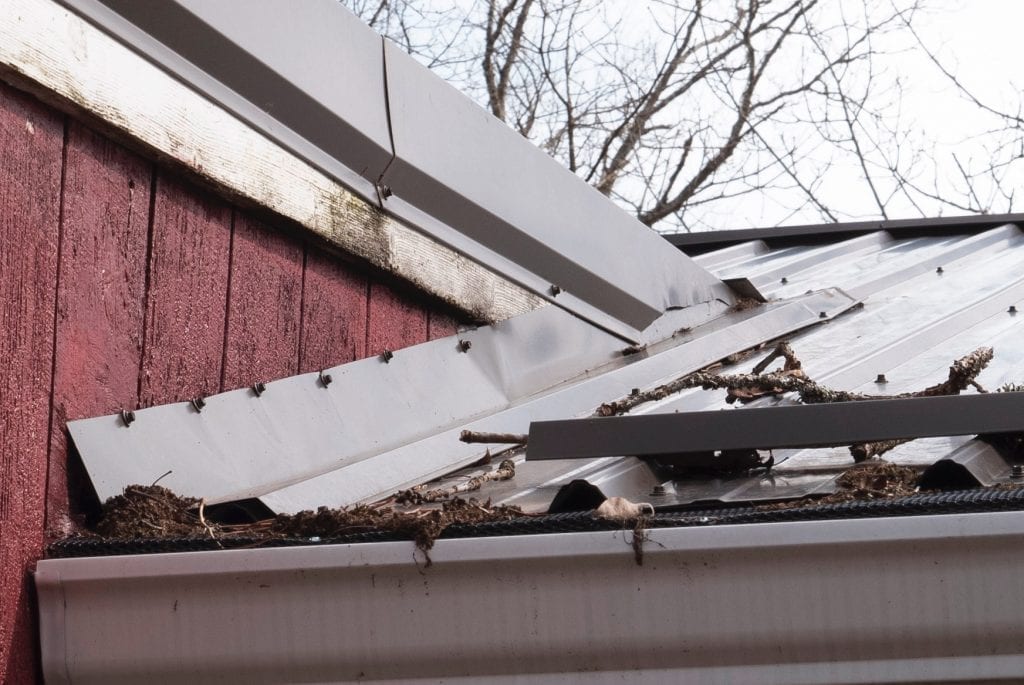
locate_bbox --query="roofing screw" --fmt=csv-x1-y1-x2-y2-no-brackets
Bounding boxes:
380,349,394,363
936,266,944,274
1010,305,1018,315
875,374,887,384
1012,464,1024,480
458,339,472,353
650,484,667,497
378,183,392,199
780,277,788,284
819,311,827,319
318,370,333,387
549,284,562,296
251,382,267,397
630,387,640,397
120,409,135,427
190,397,206,413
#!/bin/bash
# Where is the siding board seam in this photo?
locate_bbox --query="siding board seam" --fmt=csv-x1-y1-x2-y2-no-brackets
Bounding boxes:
134,166,158,406
295,244,309,375
218,209,238,393
41,114,69,535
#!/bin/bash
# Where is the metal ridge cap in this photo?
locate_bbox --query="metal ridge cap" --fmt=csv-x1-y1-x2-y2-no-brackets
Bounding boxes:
667,215,1024,253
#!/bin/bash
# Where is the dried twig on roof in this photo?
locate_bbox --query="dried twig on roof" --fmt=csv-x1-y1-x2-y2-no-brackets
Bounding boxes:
693,346,993,405
459,430,527,445
394,459,517,505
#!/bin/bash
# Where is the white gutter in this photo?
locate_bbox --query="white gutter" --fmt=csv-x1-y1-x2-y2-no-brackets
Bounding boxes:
37,511,1024,684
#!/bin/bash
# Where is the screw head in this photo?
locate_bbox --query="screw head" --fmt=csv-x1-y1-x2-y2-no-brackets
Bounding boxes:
378,183,393,199
549,284,562,296
318,370,333,387
252,382,267,397
875,374,887,384
1010,305,1018,315
1012,464,1024,479
190,397,206,413
780,277,788,284
380,349,394,363
120,409,136,427
650,484,667,496
936,266,944,274
458,339,472,353
819,311,827,319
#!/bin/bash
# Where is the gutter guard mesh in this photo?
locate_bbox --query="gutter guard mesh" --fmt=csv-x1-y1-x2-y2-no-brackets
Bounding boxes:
48,485,1024,558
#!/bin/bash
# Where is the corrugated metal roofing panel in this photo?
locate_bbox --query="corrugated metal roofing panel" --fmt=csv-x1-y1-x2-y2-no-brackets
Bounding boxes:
454,225,1024,510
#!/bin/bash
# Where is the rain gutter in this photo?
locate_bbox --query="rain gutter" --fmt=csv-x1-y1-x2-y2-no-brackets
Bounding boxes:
36,510,1024,684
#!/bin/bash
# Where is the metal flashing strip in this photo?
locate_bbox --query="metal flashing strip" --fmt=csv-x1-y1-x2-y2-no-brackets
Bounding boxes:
36,511,1024,683
380,41,729,336
667,213,1024,254
57,0,392,202
526,392,1024,461
58,0,728,340
67,289,857,511
257,289,854,511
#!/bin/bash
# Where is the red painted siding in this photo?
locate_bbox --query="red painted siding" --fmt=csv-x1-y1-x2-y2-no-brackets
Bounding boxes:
0,81,467,683
221,212,304,389
0,83,65,685
367,280,430,355
138,174,233,408
46,122,152,537
298,247,368,373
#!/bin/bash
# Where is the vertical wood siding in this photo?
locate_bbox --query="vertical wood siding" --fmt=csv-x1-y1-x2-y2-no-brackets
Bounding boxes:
0,79,64,685
0,81,466,683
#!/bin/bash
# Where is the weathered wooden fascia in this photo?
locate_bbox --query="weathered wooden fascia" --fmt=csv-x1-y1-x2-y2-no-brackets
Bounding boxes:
0,0,544,323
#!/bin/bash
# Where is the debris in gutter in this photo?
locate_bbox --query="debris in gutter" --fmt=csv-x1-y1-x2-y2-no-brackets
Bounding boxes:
593,497,655,567
593,496,655,521
85,467,530,565
763,461,921,510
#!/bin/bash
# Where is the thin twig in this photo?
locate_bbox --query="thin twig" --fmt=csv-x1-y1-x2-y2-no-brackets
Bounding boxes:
459,430,528,445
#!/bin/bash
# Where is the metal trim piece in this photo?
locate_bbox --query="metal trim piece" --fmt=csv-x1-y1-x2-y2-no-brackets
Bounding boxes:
380,41,728,336
668,213,1024,254
57,0,392,202
526,393,1024,461
58,0,729,339
36,510,1024,683
67,290,856,511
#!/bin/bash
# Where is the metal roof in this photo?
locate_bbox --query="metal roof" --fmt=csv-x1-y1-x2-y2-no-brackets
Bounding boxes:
67,220,1024,514
433,221,1024,511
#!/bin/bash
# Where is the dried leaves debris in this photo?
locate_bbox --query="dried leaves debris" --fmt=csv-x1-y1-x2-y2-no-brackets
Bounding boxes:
90,459,529,565
763,461,921,511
